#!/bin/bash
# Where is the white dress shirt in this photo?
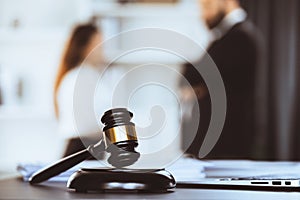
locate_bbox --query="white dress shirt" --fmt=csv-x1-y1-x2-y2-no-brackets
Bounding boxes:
57,65,123,139
211,8,247,41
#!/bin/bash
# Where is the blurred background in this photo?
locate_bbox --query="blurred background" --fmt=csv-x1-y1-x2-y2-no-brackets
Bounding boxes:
0,0,299,175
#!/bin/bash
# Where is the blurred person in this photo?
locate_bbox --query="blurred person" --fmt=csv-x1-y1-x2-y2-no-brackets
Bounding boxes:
54,23,117,157
181,0,264,159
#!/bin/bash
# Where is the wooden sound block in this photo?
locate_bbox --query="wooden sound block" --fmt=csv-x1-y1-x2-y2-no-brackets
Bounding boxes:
67,168,176,193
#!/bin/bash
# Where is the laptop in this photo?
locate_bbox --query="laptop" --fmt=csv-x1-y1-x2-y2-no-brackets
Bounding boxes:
176,160,300,191
177,175,300,191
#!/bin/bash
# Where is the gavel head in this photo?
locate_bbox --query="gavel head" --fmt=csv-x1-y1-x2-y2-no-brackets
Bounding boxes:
101,108,140,168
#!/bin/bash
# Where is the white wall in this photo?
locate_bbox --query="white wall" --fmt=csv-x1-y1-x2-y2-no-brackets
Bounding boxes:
0,0,209,173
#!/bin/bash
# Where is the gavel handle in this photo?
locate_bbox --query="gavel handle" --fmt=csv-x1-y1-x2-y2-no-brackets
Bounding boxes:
29,141,104,185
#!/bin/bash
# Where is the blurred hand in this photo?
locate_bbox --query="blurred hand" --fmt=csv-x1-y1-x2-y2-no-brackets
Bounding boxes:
180,85,208,102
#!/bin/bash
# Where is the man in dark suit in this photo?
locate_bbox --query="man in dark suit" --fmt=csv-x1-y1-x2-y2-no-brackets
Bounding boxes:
181,0,263,159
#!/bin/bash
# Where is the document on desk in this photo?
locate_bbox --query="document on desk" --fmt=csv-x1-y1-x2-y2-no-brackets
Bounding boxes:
166,157,212,182
17,157,211,183
17,161,104,182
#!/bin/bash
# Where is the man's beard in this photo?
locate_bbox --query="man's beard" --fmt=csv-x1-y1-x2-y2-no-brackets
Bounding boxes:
206,11,226,30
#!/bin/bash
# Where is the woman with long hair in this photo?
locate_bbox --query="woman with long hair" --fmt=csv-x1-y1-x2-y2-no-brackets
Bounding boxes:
54,23,104,156
54,23,101,117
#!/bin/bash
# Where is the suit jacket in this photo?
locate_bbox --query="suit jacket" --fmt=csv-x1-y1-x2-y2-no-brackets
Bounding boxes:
182,20,263,159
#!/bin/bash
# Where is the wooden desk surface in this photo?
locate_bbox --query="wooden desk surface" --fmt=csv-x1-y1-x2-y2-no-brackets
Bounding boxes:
1,177,300,200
